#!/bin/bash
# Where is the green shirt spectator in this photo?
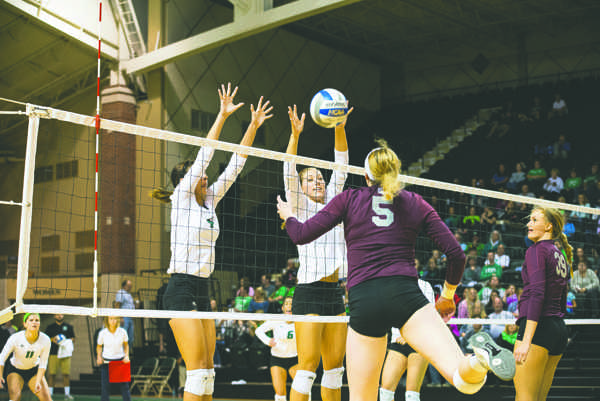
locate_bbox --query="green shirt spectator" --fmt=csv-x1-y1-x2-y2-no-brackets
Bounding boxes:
480,263,503,281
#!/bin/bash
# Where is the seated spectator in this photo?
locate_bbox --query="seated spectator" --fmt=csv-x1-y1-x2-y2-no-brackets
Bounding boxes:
552,134,571,160
483,229,503,254
248,288,269,313
478,275,506,305
503,284,517,307
506,162,527,193
260,274,275,297
571,194,592,225
281,258,298,288
480,251,503,281
454,231,467,253
495,324,518,352
236,276,255,297
267,276,288,313
526,160,547,195
499,201,522,231
459,302,489,353
466,232,485,258
480,206,498,233
430,249,447,270
462,256,481,286
457,286,478,318
461,206,481,232
573,247,596,269
487,297,514,340
421,257,443,283
586,180,600,207
548,93,568,118
563,213,576,239
571,261,599,318
484,290,501,316
490,163,509,189
564,168,583,202
494,244,511,270
234,286,253,312
583,163,599,193
444,206,460,231
542,168,564,201
529,96,543,121
507,287,522,317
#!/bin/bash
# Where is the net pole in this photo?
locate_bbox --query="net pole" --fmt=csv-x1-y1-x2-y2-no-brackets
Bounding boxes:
92,0,103,317
15,106,41,312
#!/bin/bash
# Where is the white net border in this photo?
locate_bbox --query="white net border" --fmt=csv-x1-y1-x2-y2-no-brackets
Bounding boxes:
3,100,600,324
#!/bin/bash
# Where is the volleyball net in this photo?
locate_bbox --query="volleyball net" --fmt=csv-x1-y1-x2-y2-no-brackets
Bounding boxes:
2,100,600,335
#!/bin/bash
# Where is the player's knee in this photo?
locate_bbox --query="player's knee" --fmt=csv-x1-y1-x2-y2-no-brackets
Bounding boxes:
321,367,344,389
275,394,287,401
452,369,486,395
291,370,316,395
184,368,215,396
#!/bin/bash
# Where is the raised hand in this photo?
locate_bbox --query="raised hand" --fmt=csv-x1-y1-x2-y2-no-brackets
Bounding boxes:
288,105,305,138
277,195,294,221
218,82,244,118
335,106,354,130
250,96,274,128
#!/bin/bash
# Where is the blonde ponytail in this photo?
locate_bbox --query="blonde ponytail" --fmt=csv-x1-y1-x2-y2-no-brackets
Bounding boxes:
534,206,574,268
366,138,403,201
150,188,173,204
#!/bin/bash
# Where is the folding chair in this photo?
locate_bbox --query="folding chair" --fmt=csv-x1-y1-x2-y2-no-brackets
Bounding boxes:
147,357,177,396
129,356,159,396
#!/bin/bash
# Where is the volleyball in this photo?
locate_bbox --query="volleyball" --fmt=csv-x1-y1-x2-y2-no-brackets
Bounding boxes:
55,334,67,345
309,89,349,128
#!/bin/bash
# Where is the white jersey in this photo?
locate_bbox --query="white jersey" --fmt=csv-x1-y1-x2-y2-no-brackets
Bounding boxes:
168,146,246,277
391,279,435,344
97,327,128,361
284,150,348,283
0,331,51,370
254,321,297,359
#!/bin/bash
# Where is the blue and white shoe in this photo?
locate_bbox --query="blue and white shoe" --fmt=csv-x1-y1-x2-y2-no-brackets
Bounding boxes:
469,331,516,381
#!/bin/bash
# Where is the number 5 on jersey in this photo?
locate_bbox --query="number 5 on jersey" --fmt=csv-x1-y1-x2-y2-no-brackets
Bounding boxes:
372,196,393,227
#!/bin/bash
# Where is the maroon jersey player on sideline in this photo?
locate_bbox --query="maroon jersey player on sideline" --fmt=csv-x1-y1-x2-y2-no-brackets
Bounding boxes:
277,139,516,401
514,207,571,401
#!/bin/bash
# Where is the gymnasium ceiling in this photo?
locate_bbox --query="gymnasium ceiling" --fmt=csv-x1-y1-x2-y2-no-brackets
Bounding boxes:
1,0,600,154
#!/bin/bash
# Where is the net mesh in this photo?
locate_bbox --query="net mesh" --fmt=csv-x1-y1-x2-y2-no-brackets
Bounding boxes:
2,103,600,330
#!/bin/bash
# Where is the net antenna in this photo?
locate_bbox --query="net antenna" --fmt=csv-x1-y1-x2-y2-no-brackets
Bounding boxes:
92,0,103,318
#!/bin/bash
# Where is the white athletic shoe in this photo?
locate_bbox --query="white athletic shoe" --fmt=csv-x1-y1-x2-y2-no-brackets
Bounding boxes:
469,331,516,381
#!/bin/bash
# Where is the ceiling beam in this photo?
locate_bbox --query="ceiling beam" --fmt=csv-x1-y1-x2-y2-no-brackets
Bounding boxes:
3,0,119,60
121,0,364,75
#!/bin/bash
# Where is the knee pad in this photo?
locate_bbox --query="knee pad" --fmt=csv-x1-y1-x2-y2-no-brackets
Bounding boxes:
379,387,395,401
452,369,486,395
321,367,344,390
291,370,316,395
275,395,287,401
184,368,215,396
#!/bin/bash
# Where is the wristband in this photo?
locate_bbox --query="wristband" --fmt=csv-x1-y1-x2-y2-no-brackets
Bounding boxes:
441,284,456,300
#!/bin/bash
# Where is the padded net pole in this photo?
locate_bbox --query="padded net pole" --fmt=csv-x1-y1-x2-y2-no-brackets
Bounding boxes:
15,105,42,312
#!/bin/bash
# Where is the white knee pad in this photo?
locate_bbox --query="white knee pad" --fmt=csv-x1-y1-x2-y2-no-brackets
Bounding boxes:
184,368,215,396
452,369,486,395
275,395,287,401
291,370,316,395
379,387,395,401
321,367,344,390
405,390,420,401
